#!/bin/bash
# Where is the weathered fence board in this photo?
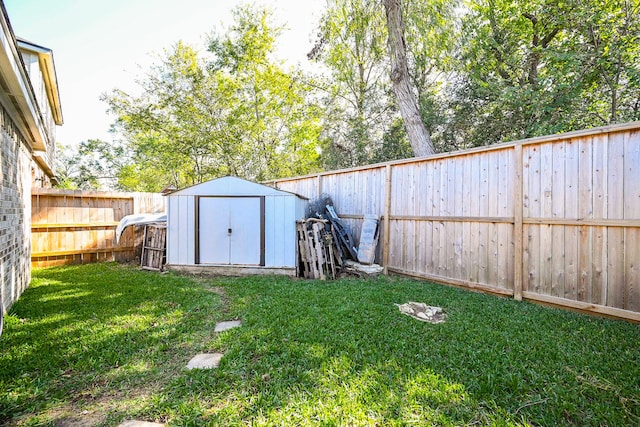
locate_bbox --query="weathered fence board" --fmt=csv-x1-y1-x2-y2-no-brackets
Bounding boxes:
31,189,165,268
267,121,640,322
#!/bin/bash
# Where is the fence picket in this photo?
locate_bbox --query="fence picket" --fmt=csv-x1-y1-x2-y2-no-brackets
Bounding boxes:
267,122,640,321
31,190,165,267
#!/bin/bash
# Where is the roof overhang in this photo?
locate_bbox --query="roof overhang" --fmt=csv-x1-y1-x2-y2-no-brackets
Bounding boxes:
0,4,53,152
33,151,54,175
16,38,63,125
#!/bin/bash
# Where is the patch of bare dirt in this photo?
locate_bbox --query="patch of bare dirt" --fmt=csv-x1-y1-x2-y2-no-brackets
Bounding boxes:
204,286,231,315
13,387,156,427
53,413,105,427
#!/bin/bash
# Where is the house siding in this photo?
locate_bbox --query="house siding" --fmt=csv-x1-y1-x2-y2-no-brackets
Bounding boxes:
0,103,32,314
0,2,62,317
20,50,56,171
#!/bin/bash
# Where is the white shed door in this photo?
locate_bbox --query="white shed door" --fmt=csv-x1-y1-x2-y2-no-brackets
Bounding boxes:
198,197,262,265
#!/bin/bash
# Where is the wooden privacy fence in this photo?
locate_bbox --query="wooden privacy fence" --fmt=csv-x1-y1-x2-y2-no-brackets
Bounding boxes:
31,189,166,268
267,122,640,322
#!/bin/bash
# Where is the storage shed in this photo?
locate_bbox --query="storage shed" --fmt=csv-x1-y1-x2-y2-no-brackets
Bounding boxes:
166,176,308,276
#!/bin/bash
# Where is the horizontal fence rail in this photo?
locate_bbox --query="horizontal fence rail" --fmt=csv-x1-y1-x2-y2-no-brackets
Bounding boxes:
31,189,166,267
266,121,640,322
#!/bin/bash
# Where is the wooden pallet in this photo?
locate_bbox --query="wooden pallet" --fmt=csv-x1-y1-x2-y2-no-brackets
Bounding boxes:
141,223,167,271
296,219,337,280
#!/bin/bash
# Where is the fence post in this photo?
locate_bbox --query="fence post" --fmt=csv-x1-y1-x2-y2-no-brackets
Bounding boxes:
513,144,524,301
383,164,393,274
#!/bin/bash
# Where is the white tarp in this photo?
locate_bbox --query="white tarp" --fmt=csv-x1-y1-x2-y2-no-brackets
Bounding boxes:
116,213,166,244
395,302,446,324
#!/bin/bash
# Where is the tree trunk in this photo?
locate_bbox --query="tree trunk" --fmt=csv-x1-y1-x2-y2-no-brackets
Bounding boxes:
383,0,435,157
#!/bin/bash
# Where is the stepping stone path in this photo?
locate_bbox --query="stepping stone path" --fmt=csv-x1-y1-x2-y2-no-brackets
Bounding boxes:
185,320,242,369
214,319,242,332
118,421,164,427
186,353,224,369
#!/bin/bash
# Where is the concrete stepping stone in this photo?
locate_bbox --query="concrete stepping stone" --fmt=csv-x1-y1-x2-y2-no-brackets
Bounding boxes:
118,421,164,427
214,320,242,332
186,353,224,369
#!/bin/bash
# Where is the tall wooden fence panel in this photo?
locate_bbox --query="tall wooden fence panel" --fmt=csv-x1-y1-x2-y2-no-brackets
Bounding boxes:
521,130,640,314
268,122,640,321
388,148,515,295
31,189,166,268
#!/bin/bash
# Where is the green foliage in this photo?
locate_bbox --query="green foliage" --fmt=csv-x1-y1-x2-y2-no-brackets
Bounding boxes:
317,0,639,155
314,0,460,165
2,264,639,425
404,0,460,142
572,0,640,123
54,143,81,189
102,5,322,191
207,6,323,181
54,140,131,190
312,0,394,168
82,0,639,181
444,0,640,147
372,117,414,163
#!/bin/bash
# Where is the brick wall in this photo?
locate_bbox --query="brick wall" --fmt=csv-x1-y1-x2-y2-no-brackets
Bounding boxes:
0,108,32,315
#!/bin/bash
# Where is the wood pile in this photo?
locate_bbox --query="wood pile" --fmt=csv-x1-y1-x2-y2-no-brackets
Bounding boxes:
296,219,340,280
141,223,167,271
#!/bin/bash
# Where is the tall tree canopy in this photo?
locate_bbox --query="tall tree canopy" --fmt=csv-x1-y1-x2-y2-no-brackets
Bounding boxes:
314,0,638,156
310,0,398,168
55,140,131,190
102,5,322,191
445,0,640,147
312,0,458,168
61,0,639,191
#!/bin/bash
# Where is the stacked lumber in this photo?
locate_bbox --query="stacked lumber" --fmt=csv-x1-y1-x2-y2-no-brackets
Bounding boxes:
296,219,339,280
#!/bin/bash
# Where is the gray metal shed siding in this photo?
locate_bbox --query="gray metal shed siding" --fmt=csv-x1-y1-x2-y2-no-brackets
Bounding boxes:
167,177,307,271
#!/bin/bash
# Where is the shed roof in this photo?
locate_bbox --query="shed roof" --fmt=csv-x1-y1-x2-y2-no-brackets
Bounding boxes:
168,176,308,199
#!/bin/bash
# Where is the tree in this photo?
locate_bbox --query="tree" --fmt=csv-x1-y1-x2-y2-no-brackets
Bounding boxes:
54,143,81,189
445,0,640,147
383,0,435,156
574,0,640,124
310,0,395,168
103,5,322,191
312,0,459,165
403,0,460,151
104,42,234,191
208,6,323,180
445,0,572,145
54,140,130,190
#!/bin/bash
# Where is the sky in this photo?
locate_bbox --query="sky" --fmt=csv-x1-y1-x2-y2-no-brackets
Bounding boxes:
4,0,325,147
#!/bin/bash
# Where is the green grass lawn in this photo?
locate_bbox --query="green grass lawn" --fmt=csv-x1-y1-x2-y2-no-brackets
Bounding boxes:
1,263,639,426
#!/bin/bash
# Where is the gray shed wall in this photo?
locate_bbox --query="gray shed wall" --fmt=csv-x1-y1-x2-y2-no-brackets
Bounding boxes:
167,177,307,270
